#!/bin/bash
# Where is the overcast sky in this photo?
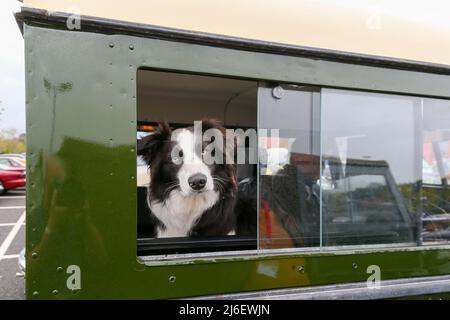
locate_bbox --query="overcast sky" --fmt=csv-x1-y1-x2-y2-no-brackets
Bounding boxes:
0,0,24,134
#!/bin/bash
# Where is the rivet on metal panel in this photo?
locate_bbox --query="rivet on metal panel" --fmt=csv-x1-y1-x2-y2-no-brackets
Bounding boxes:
31,252,38,259
297,266,305,273
52,289,59,295
272,86,284,99
32,291,39,297
129,44,134,50
352,262,358,270
57,267,63,272
169,276,176,283
130,148,135,152
108,42,115,48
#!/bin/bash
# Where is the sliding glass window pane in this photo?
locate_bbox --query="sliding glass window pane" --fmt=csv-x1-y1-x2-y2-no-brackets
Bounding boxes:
321,89,450,247
421,98,450,244
258,84,321,249
321,89,418,246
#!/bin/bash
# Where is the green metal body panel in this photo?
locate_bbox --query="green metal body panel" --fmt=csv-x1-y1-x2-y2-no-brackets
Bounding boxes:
24,23,450,299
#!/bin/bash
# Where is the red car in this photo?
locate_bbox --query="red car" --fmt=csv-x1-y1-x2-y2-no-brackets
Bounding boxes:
0,165,26,194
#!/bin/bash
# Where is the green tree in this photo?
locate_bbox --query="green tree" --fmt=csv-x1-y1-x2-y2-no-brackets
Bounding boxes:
0,128,26,153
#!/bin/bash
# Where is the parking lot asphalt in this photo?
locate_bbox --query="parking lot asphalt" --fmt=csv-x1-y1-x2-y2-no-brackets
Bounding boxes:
0,189,25,300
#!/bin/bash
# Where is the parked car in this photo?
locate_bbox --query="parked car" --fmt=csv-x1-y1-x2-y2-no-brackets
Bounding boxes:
0,153,26,165
18,248,25,276
0,156,26,168
0,165,26,194
0,153,26,159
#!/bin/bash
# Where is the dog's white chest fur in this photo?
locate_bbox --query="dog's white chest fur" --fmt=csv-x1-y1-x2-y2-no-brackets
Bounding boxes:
149,189,219,237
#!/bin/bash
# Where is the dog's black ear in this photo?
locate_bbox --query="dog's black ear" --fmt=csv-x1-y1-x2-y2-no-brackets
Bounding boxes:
202,118,238,165
137,122,171,166
201,118,225,134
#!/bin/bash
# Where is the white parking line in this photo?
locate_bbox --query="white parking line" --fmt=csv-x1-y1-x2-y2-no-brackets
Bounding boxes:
0,223,15,227
0,206,26,210
2,254,19,260
0,211,25,261
0,223,25,227
0,196,26,199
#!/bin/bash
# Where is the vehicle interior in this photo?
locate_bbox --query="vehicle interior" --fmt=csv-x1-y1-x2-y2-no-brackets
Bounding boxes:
136,69,258,256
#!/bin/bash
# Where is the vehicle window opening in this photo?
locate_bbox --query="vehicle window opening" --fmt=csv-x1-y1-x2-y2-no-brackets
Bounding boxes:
136,69,258,257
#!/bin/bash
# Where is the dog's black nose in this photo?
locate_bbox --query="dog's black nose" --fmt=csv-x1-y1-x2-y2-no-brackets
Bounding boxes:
188,173,207,191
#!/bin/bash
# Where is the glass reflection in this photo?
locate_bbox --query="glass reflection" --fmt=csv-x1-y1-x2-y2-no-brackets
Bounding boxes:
258,84,321,249
321,89,450,247
258,85,450,250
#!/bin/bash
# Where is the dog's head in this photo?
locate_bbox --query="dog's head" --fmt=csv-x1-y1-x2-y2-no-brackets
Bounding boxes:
137,119,237,202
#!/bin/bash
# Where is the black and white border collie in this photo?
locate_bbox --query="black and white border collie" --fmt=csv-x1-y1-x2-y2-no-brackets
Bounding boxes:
137,119,238,238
